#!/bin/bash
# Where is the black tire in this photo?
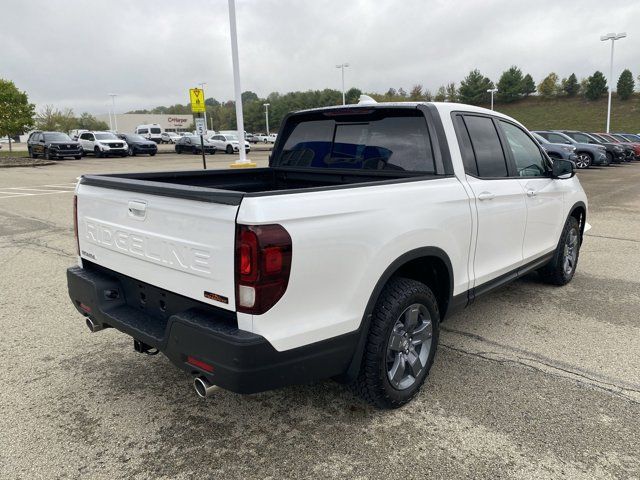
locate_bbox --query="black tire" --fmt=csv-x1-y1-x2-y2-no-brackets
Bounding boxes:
45,149,53,160
28,147,33,158
192,148,199,155
128,147,135,156
74,156,81,160
538,215,581,286
263,138,268,143
94,147,103,158
350,277,439,409
226,144,233,154
605,152,613,165
150,152,156,156
575,152,592,169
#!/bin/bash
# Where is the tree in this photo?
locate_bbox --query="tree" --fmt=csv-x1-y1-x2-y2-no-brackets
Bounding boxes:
617,69,635,100
521,74,536,97
497,66,524,102
345,87,362,104
241,91,259,103
563,73,579,97
0,79,35,151
579,77,589,96
445,82,458,102
397,87,407,98
409,84,424,101
537,72,559,98
35,105,76,132
423,89,433,101
458,69,493,105
585,71,608,100
77,112,109,131
434,86,447,102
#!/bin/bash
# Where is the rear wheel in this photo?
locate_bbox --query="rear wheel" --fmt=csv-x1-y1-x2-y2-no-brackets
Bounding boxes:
575,152,591,169
538,216,581,285
74,156,81,160
350,277,439,409
226,144,233,154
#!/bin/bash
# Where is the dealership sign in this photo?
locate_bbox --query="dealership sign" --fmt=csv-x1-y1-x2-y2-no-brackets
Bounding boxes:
168,117,188,124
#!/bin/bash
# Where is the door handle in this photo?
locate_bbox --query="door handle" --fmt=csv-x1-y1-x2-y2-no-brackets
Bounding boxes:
478,192,495,201
128,200,147,219
526,189,537,197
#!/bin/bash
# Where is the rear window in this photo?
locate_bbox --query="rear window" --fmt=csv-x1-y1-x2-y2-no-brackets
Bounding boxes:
274,110,435,173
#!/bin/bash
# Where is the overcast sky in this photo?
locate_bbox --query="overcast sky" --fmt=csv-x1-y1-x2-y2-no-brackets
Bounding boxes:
3,0,639,115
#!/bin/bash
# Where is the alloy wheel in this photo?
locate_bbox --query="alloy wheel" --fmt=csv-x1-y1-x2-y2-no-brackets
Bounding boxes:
575,154,590,169
563,228,579,276
386,303,433,390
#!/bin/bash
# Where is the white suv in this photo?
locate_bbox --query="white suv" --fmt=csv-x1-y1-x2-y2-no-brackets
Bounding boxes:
208,133,251,154
77,131,128,157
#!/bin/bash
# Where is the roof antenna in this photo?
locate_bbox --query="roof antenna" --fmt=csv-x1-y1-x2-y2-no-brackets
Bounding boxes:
358,95,378,105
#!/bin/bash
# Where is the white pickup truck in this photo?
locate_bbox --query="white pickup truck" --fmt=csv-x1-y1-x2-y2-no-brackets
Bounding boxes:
67,102,587,408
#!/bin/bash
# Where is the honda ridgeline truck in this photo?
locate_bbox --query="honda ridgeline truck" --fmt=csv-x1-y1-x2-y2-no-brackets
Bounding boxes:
67,101,588,408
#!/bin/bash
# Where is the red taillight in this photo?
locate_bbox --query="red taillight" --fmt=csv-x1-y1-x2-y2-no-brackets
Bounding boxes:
235,224,292,315
73,195,79,255
186,356,214,373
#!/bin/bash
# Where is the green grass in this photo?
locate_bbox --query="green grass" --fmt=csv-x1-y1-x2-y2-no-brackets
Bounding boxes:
0,150,29,158
494,94,640,133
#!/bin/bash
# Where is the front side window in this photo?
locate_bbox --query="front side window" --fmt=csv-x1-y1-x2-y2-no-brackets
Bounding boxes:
462,115,508,177
499,121,548,177
276,111,435,172
138,128,149,134
570,132,594,143
80,133,93,140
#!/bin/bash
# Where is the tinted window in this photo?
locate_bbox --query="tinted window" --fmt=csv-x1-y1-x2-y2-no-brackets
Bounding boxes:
499,121,547,177
44,133,71,142
95,133,117,140
546,133,571,144
453,115,478,176
150,127,161,134
569,132,594,143
138,128,149,134
463,115,508,177
277,112,435,172
80,133,92,140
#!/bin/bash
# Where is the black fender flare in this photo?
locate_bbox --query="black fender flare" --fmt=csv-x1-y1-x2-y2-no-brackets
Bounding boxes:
340,246,454,382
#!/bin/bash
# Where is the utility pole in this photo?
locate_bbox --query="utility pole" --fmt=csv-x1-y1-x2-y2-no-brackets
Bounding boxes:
600,32,627,133
108,93,118,131
336,63,350,105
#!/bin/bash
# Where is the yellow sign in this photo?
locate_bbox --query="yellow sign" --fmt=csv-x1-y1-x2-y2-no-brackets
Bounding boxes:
190,88,205,112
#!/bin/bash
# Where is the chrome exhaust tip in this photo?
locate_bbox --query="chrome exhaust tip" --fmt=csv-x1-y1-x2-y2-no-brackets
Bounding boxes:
85,317,103,333
194,376,218,398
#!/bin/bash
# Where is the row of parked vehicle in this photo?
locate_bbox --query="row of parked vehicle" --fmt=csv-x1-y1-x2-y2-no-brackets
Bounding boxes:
532,130,640,168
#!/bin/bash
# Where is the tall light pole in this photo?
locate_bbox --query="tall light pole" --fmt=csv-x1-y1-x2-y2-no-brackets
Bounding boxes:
263,103,270,135
336,63,349,105
108,93,118,131
199,82,208,133
601,32,627,133
227,0,254,166
487,88,498,111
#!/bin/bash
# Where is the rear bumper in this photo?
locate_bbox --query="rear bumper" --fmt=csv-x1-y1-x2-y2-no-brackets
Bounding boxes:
67,264,357,394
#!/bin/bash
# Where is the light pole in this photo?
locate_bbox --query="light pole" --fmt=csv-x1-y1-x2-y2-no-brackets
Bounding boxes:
263,103,270,135
199,82,208,133
600,32,627,133
227,0,254,166
336,63,349,105
487,88,498,111
108,93,118,131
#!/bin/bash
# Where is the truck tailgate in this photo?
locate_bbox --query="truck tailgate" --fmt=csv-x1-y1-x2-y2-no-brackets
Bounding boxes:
76,183,239,311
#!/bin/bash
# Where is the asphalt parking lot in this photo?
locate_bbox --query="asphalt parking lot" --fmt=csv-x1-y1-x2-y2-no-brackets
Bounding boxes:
0,157,638,479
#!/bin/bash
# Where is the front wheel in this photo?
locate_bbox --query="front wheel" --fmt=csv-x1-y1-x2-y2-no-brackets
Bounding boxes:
575,152,591,169
128,147,135,156
94,147,103,158
74,156,81,160
350,277,439,409
538,216,581,285
225,145,233,154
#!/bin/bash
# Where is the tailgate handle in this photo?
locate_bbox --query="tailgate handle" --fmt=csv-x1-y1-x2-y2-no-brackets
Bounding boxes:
128,200,147,219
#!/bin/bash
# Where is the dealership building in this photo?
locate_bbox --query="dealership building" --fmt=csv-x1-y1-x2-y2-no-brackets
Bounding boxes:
94,113,194,133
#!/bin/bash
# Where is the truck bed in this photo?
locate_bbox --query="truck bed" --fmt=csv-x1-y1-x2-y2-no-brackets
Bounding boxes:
80,167,434,205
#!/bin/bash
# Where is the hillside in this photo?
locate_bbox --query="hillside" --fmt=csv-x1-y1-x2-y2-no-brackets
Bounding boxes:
493,94,640,133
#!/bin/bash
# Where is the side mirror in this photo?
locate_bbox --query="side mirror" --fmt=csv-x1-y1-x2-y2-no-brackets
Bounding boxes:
552,159,575,179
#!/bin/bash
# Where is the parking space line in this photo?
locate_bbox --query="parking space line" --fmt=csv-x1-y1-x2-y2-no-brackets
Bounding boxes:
0,190,73,200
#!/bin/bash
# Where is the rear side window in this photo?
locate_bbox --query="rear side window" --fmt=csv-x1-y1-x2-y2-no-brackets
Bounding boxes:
150,128,161,134
138,128,149,134
276,111,435,173
462,115,508,177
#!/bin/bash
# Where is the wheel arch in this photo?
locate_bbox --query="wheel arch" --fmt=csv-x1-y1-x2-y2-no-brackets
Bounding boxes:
568,201,587,243
340,247,454,382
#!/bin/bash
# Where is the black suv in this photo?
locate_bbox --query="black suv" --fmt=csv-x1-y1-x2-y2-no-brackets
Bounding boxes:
27,131,83,160
559,131,625,164
117,133,158,156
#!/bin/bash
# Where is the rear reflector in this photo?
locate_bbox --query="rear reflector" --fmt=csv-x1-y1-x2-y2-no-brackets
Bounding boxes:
187,356,214,373
79,303,92,314
73,195,79,255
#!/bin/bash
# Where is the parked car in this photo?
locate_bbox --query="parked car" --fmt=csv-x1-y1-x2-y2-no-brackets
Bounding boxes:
531,132,579,163
265,133,277,144
245,133,259,144
27,131,83,160
534,131,608,168
615,133,640,144
253,133,268,143
594,133,639,161
161,132,181,144
69,129,88,141
68,101,587,408
117,133,158,156
135,124,163,143
559,131,625,165
175,135,217,154
207,133,251,154
77,131,128,157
